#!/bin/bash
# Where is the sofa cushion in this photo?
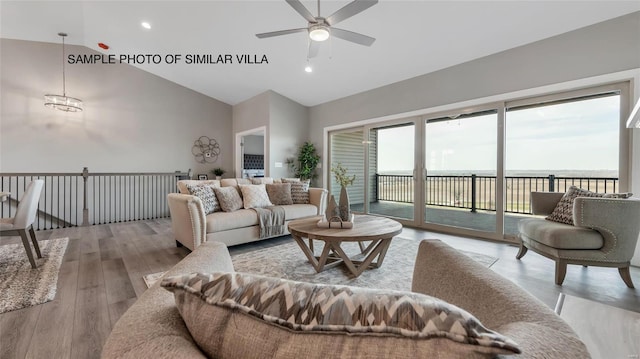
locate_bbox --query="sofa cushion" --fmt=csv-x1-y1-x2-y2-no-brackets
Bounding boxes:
266,183,293,205
283,179,310,204
213,187,244,212
239,184,273,209
220,178,252,190
162,272,521,358
251,177,274,185
206,209,259,232
177,180,221,194
546,186,632,225
283,204,318,220
519,217,604,249
186,184,220,214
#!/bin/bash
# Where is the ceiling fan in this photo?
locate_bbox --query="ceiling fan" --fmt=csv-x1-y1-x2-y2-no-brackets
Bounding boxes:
256,0,378,58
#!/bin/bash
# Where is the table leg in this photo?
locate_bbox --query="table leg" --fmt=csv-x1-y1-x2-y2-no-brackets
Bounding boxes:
330,238,392,277
292,235,344,273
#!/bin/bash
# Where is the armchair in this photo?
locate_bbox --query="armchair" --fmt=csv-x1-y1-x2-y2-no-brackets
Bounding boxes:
517,191,640,287
0,180,44,268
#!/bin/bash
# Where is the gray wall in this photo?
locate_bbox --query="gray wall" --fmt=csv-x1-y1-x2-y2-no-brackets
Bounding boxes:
309,12,640,153
0,38,232,175
268,91,309,179
232,90,309,179
243,135,264,155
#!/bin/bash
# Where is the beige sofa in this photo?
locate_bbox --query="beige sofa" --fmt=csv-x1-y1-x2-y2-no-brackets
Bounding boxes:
102,239,589,358
167,178,327,250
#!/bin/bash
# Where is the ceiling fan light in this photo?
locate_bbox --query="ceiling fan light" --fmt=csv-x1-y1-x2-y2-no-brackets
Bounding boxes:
309,25,329,42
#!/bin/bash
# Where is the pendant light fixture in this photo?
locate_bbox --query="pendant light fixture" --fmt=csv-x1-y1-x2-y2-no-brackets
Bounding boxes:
44,32,83,112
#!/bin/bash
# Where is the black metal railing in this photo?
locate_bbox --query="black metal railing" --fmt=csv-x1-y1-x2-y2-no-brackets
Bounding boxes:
376,174,619,215
0,167,190,230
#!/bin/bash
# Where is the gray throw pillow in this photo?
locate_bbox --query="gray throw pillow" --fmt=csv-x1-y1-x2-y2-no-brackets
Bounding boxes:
266,183,293,205
546,186,632,225
213,186,243,212
283,179,310,204
162,272,521,358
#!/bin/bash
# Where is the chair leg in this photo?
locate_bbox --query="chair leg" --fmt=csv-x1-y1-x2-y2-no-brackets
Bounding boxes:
18,229,37,269
555,260,567,285
515,243,528,259
29,227,42,258
618,267,635,288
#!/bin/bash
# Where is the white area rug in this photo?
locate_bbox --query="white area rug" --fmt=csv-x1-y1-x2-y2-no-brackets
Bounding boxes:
0,237,69,313
144,237,497,290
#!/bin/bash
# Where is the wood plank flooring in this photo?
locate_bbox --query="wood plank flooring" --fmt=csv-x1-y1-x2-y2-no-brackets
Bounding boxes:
0,218,638,358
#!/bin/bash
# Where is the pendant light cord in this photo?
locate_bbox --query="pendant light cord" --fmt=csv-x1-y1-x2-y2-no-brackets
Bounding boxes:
61,34,66,96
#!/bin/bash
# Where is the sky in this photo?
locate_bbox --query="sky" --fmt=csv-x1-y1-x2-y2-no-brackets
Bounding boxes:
377,95,619,175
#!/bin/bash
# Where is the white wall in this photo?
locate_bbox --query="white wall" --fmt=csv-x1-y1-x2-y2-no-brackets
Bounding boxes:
0,38,233,175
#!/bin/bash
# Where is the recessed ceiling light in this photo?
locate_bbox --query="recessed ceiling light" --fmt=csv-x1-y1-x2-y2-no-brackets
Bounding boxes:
141,22,151,29
304,65,313,73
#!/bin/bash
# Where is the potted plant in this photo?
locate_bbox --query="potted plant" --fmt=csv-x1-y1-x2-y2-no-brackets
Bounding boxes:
211,167,225,180
286,142,321,182
331,162,356,221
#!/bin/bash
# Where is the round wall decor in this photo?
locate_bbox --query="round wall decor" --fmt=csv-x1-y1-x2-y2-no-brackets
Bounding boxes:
192,136,220,163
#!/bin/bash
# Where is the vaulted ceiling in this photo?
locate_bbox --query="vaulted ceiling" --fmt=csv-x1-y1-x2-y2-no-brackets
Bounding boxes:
2,1,639,106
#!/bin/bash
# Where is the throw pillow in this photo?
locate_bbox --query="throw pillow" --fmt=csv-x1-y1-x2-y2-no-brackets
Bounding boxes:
162,272,521,358
284,179,310,204
239,184,273,209
546,186,633,225
177,180,220,194
266,183,293,205
213,186,243,212
185,184,220,214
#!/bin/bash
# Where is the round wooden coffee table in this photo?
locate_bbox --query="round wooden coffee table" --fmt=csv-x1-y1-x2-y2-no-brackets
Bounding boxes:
287,214,403,277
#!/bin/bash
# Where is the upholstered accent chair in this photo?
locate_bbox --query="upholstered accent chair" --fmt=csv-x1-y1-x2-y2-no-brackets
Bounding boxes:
517,191,640,287
0,180,44,268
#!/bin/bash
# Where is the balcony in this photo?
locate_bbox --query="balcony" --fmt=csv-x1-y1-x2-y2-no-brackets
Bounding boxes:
352,174,619,235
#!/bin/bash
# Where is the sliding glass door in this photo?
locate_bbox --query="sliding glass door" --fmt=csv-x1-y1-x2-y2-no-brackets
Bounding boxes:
368,122,416,221
326,82,629,241
423,110,498,234
504,87,624,237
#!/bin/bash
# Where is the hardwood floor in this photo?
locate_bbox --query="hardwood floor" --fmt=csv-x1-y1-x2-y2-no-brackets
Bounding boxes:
0,218,638,358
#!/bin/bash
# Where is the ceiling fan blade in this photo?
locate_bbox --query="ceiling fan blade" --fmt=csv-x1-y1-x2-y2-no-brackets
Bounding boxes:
325,0,378,26
308,40,320,58
331,28,375,46
285,0,317,22
256,28,307,39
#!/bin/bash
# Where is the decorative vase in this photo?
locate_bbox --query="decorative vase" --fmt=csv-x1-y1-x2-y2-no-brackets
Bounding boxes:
325,194,340,220
339,186,351,222
215,176,221,180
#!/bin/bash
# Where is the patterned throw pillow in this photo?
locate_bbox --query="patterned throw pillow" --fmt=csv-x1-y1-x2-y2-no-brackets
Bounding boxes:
546,186,633,225
213,187,243,212
185,184,220,214
283,179,310,204
162,272,521,357
265,183,293,205
239,184,273,209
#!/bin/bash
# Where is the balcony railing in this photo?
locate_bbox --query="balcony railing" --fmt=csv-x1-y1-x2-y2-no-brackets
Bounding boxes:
1,168,190,230
376,174,619,214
